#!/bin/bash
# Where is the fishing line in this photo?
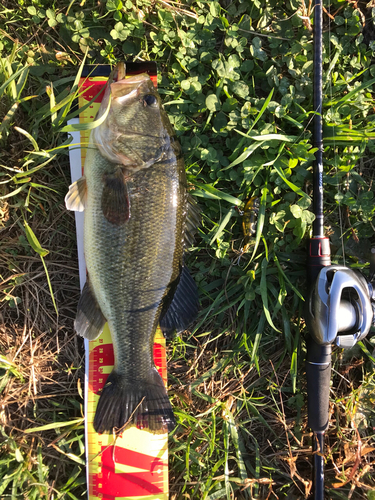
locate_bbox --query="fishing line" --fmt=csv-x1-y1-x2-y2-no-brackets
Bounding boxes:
327,0,346,266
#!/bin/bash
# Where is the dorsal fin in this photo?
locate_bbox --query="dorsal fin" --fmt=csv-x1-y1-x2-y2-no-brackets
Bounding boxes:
184,193,200,249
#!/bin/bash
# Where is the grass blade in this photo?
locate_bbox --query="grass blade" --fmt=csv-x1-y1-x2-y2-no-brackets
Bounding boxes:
24,222,49,257
193,181,242,205
273,158,310,200
0,64,29,99
55,50,89,126
226,141,264,169
0,184,27,199
41,256,58,317
273,253,304,300
260,257,281,333
60,95,111,132
24,418,84,433
234,130,297,142
328,76,375,108
250,183,267,262
228,88,274,162
14,126,39,151
210,207,236,245
24,222,58,316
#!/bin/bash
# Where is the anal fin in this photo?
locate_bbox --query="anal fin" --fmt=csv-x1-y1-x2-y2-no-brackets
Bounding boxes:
75,280,106,340
160,266,199,338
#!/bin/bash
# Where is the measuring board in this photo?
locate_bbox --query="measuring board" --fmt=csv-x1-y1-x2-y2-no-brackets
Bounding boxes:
68,63,169,500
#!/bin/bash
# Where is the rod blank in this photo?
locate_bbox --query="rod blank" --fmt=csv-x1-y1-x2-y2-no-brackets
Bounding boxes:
312,0,324,239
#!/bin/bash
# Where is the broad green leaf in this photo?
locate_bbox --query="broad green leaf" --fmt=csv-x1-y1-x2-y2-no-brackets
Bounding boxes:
251,37,267,61
210,1,221,16
231,81,249,98
290,204,303,218
205,94,220,112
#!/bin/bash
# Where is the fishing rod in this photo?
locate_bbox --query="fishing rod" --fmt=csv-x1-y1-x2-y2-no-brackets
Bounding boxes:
305,1,374,498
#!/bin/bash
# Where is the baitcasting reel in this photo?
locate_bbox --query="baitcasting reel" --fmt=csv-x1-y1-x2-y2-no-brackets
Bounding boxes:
306,265,375,349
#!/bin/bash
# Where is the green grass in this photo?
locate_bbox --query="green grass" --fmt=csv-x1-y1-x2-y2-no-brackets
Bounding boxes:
1,0,375,498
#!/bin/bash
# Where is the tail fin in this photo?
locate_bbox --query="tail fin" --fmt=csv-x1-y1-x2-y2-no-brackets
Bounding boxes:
93,367,176,434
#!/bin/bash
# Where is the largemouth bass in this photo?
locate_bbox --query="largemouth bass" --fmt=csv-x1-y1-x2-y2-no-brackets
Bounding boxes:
65,69,199,434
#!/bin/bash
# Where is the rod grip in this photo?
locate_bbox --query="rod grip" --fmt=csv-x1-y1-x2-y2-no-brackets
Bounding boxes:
306,338,332,432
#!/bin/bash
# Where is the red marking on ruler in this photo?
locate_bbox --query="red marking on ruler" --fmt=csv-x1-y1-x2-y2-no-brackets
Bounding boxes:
81,79,106,103
89,343,166,394
93,447,166,498
89,344,114,394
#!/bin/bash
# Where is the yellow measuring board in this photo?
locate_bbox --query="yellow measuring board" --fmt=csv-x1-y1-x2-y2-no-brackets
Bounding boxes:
85,327,168,500
70,66,169,500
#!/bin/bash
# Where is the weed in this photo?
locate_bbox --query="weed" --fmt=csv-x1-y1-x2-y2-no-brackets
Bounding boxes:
1,1,375,499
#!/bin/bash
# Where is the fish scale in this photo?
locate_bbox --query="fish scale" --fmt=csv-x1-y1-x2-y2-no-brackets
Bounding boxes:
85,155,185,378
83,152,185,431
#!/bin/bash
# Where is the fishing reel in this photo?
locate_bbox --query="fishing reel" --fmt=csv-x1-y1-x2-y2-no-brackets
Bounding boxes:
306,264,375,348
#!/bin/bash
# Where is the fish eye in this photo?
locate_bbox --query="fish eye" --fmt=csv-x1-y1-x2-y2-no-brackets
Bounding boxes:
143,94,157,107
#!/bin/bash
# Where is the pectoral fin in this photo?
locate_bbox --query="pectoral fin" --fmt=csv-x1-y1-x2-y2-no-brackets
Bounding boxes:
65,176,87,212
102,167,130,225
160,266,199,338
75,280,106,340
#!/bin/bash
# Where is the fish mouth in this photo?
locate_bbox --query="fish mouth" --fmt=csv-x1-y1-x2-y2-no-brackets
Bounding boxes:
110,73,155,100
92,69,166,168
96,72,156,122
